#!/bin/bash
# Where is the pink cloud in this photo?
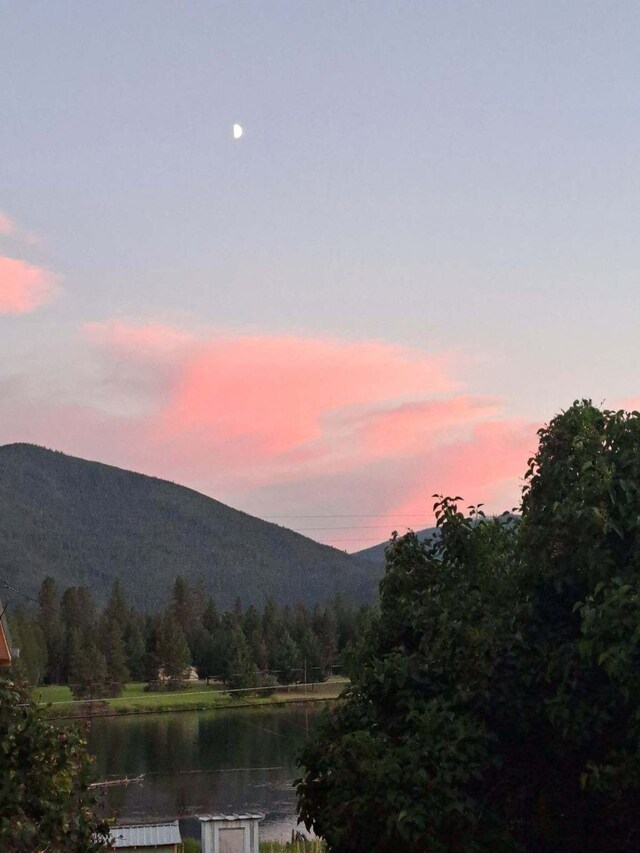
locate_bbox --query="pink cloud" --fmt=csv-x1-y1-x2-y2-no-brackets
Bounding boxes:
357,396,501,457
0,319,540,549
84,320,195,359
382,419,535,528
0,255,58,314
86,321,458,459
0,212,14,235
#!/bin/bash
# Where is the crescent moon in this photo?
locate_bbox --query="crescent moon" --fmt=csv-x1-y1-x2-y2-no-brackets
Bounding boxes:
233,123,243,140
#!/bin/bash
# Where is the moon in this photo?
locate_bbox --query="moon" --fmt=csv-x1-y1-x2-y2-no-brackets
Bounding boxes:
233,123,243,140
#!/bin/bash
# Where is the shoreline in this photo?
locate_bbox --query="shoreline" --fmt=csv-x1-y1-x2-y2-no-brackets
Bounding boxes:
33,679,348,721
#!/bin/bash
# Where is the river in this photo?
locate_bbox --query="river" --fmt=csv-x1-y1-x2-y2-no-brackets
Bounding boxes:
86,704,324,842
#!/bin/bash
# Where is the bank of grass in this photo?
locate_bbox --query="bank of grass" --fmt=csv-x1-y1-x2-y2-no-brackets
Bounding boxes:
32,677,348,718
182,841,324,852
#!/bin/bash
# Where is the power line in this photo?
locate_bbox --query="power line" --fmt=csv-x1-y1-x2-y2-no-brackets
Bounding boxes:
264,514,432,519
0,574,39,605
291,525,423,531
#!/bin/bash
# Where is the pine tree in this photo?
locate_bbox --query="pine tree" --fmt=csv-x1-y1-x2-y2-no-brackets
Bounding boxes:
271,629,301,684
100,615,129,696
225,624,259,692
155,610,191,689
170,575,194,636
104,578,129,633
37,577,64,683
124,611,146,680
9,609,47,686
202,597,220,634
68,628,108,699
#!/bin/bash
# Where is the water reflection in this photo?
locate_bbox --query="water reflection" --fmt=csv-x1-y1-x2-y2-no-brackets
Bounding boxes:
87,704,324,841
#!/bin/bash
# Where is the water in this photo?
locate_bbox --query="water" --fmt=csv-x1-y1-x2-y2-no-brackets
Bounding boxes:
86,704,324,841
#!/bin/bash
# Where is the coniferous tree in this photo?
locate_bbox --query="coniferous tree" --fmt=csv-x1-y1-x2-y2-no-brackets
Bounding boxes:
243,605,268,671
68,628,108,699
263,598,281,669
170,575,194,637
299,628,324,683
104,578,129,633
312,605,337,678
202,597,220,634
9,609,47,686
190,626,217,682
100,615,129,696
225,624,260,692
37,577,64,683
155,610,191,689
272,629,302,684
123,611,146,681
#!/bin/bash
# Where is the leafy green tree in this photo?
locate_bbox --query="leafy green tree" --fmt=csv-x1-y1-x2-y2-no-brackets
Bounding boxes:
0,677,110,851
298,402,640,852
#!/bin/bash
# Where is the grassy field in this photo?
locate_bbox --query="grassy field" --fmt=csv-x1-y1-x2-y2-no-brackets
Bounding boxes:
182,840,324,852
32,677,348,718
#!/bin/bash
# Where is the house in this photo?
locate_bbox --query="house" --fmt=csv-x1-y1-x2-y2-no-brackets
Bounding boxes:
0,598,14,669
157,665,199,684
109,821,182,852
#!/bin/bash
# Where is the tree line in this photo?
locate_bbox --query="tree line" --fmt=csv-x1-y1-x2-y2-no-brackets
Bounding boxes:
9,575,372,699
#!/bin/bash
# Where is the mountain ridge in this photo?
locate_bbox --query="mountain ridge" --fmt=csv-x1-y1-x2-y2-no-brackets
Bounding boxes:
0,443,379,610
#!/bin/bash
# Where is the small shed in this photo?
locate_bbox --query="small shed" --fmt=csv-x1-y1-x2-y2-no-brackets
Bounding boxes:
200,813,264,853
109,821,182,852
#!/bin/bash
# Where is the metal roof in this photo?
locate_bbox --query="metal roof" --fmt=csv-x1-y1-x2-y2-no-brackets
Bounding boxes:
109,821,181,848
200,813,265,822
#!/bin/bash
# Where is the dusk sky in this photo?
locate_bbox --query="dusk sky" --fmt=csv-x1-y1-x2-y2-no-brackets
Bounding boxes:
2,2,639,549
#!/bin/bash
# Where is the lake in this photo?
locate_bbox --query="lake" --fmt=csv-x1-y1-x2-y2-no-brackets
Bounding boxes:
86,704,325,842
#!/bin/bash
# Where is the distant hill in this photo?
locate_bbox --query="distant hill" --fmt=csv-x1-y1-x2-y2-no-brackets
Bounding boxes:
356,514,518,565
355,527,437,565
0,444,380,610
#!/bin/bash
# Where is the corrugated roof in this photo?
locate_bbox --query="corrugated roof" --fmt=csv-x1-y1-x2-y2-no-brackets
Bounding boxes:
200,813,265,822
110,821,181,848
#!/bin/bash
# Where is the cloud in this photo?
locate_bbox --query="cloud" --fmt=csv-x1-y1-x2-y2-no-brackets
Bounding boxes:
0,211,15,236
0,255,59,314
0,319,538,546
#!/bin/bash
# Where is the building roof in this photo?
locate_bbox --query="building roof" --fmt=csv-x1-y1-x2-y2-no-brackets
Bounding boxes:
200,813,265,822
109,821,181,848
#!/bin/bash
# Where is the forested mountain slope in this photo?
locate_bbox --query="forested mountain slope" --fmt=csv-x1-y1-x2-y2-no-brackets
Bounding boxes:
0,444,379,609
355,527,437,565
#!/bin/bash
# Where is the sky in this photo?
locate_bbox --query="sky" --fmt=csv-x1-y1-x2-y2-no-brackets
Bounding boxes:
1,1,640,550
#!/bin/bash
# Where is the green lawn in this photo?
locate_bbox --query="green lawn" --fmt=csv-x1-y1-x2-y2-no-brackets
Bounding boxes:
184,840,324,852
32,677,348,718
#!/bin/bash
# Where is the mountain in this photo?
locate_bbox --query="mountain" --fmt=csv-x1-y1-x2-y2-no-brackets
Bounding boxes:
355,527,437,565
356,513,518,565
0,444,380,610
